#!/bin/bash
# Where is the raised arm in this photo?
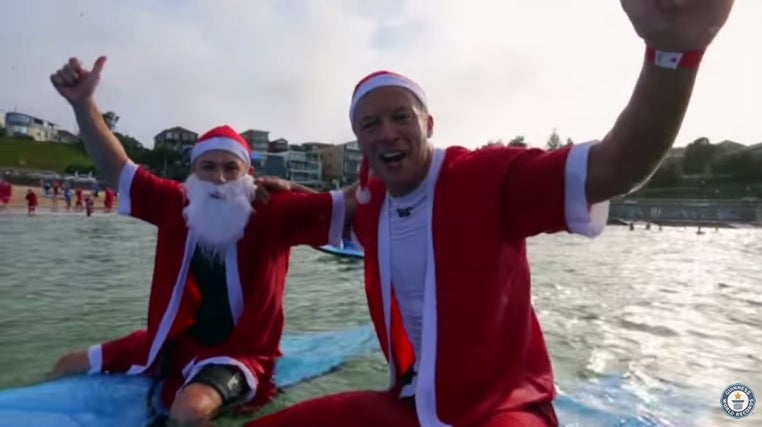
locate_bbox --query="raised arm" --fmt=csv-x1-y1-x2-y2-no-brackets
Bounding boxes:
50,56,128,187
586,0,735,203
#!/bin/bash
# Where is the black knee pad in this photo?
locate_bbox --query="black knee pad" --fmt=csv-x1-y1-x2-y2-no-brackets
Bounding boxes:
187,364,249,406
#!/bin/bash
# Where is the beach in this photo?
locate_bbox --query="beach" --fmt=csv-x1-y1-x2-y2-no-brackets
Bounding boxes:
1,184,114,213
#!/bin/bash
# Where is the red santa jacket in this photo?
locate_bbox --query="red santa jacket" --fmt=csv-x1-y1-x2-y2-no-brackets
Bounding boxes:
352,143,608,426
86,163,345,405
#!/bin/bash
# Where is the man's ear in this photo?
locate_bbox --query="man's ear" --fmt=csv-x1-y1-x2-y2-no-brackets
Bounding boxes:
426,114,434,138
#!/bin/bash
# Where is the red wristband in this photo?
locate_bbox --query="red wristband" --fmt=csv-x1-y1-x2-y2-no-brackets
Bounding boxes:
645,46,705,70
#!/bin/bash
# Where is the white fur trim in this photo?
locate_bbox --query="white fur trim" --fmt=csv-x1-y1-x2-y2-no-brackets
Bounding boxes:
350,73,427,120
126,234,197,375
117,162,138,216
329,191,346,246
87,344,102,375
565,141,610,237
414,148,449,427
182,358,196,378
378,196,396,390
191,137,251,165
377,148,449,426
182,356,259,402
356,187,371,205
225,245,245,324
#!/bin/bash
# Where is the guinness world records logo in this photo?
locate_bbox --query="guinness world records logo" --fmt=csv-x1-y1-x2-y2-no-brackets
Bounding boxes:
721,383,755,419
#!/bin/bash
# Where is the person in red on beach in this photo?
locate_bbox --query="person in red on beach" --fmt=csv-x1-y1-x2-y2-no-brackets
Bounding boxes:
46,54,353,426
103,187,115,212
25,189,38,216
248,1,735,427
0,181,11,209
74,188,84,211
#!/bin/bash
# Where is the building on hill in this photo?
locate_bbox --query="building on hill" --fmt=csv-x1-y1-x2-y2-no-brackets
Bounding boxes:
251,149,323,189
4,112,58,142
268,138,289,153
240,129,269,152
318,141,362,187
154,126,198,151
299,142,332,152
252,152,285,178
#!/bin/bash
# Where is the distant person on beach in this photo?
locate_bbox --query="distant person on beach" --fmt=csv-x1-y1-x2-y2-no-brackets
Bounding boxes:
63,185,73,211
47,57,354,426
25,189,38,216
74,188,84,211
103,186,115,212
52,181,61,209
84,194,94,216
0,180,10,209
249,2,736,427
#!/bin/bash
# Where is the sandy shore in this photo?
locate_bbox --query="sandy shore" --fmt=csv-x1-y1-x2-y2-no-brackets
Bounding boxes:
1,184,115,213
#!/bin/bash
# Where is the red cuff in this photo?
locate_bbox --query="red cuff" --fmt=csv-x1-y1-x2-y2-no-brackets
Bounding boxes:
645,46,704,70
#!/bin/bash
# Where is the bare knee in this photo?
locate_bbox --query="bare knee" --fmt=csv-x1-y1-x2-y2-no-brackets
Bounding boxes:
168,383,223,426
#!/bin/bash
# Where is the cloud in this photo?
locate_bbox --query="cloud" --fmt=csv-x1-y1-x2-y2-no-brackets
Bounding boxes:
1,0,759,149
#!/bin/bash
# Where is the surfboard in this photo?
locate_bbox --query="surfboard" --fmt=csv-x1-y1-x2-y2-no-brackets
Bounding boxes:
314,239,364,259
0,324,701,427
0,324,377,427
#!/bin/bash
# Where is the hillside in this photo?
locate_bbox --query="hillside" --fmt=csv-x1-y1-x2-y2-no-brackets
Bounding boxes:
0,137,95,173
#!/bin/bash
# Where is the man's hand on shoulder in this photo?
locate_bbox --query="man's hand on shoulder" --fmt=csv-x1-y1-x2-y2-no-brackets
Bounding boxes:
254,176,322,201
253,176,297,204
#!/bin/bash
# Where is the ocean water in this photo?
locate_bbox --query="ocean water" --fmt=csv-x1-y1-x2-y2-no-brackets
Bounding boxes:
0,210,759,426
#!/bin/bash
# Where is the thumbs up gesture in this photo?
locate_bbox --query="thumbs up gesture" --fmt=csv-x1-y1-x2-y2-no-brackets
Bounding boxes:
50,56,107,106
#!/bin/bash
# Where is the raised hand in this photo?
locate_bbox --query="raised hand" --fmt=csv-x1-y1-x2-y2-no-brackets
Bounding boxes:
50,56,107,106
621,0,734,51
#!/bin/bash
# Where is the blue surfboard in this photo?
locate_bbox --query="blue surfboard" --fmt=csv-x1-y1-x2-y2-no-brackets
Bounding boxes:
314,239,364,259
0,325,377,427
0,324,701,427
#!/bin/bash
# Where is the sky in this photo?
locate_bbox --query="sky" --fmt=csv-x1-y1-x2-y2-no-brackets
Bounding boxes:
1,0,760,150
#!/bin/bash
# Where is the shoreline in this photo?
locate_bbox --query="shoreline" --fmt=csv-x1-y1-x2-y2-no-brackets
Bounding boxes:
609,218,761,229
1,184,114,211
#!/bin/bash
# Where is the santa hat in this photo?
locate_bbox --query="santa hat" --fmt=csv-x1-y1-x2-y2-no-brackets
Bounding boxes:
349,70,428,204
191,125,251,166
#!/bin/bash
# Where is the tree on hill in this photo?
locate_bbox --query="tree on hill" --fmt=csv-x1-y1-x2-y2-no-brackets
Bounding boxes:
480,139,505,149
508,135,527,148
711,149,762,181
681,137,715,174
546,128,561,151
102,111,119,131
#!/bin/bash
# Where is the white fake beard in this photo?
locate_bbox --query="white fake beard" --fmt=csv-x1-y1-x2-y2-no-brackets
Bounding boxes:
182,174,256,259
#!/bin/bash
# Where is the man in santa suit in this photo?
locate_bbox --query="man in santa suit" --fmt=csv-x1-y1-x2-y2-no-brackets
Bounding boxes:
47,57,348,426
248,2,735,426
